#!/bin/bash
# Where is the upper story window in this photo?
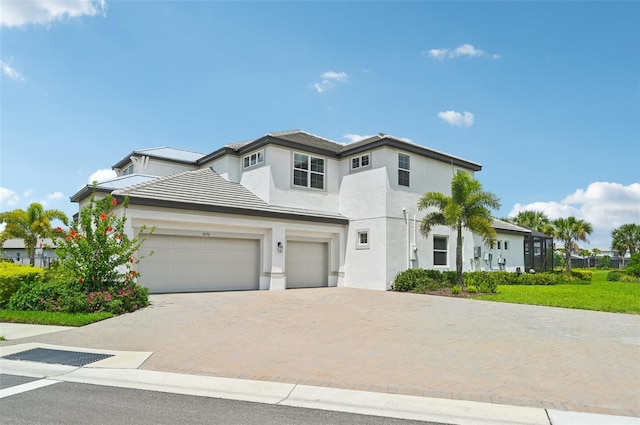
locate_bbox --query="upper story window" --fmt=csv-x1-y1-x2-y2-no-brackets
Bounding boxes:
293,152,324,190
122,164,133,175
351,153,370,170
243,150,264,169
398,153,410,187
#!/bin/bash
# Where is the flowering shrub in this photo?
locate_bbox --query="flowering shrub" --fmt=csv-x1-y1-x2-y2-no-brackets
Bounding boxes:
55,184,154,293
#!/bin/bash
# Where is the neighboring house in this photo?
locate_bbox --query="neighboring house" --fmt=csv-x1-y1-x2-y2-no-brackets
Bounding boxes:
70,130,531,293
1,238,58,267
569,248,627,269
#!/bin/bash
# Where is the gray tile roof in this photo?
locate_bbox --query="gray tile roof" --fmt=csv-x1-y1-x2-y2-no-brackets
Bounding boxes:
493,219,531,234
133,147,205,162
112,168,348,223
112,147,205,169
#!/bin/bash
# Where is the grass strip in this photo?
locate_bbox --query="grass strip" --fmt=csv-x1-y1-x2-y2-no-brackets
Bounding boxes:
0,310,113,326
478,270,640,314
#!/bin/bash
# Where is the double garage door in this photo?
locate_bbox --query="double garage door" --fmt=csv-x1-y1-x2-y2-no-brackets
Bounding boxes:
136,235,328,293
137,235,260,293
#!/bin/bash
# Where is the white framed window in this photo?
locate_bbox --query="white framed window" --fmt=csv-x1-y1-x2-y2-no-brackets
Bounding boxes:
122,164,133,175
356,229,369,250
243,150,265,169
504,241,509,250
433,236,448,266
351,153,371,170
497,241,502,250
398,153,410,187
293,152,325,190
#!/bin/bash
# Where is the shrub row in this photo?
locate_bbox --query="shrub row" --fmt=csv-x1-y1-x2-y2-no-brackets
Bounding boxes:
607,270,640,283
0,262,149,315
0,263,45,305
6,280,149,314
392,268,595,293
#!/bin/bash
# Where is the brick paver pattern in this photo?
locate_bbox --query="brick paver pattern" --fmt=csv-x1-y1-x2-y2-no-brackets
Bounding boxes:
3,288,639,417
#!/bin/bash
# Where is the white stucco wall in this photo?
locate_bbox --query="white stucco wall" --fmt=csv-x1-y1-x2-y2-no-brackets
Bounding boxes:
136,158,197,177
209,156,241,183
125,205,346,291
472,232,526,272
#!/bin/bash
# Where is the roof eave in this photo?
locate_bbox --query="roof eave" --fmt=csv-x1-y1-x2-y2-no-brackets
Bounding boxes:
70,185,114,203
126,196,349,225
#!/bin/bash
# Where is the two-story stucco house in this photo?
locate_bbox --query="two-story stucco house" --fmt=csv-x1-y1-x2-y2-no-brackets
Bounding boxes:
70,130,531,293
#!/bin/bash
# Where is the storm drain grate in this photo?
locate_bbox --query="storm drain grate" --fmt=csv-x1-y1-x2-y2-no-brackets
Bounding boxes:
3,348,114,367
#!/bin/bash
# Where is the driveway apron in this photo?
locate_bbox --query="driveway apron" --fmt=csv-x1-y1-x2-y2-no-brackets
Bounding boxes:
2,288,639,417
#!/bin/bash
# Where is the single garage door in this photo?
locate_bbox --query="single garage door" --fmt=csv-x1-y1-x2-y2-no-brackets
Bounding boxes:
285,241,328,288
137,235,260,293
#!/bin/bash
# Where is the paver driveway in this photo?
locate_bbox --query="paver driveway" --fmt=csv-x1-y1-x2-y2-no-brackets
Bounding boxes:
3,288,639,417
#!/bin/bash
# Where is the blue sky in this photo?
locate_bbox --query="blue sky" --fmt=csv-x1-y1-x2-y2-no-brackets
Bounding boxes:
1,0,639,248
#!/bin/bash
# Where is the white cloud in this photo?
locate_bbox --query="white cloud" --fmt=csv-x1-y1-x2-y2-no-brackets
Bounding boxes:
46,191,65,201
438,110,474,127
508,182,640,248
321,71,348,82
88,168,117,183
451,43,484,58
0,60,25,81
0,187,20,208
424,44,500,61
426,48,448,60
313,70,348,93
343,134,375,144
1,0,107,28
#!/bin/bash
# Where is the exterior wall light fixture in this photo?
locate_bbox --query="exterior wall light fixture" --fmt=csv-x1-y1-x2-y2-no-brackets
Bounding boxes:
277,242,284,253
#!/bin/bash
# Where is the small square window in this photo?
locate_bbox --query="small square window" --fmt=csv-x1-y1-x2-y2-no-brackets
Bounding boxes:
356,229,369,250
243,150,265,169
350,154,371,171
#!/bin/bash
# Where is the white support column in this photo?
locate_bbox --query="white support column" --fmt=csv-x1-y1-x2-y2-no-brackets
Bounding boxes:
268,224,286,290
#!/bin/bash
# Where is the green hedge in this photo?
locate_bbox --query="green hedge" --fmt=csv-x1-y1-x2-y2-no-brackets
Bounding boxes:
0,263,45,306
393,268,568,293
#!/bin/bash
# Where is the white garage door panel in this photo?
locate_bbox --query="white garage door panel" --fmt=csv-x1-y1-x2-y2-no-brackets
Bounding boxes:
286,241,328,289
137,235,260,293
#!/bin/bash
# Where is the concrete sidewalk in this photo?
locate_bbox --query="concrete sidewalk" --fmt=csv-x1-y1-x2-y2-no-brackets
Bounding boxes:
1,289,639,423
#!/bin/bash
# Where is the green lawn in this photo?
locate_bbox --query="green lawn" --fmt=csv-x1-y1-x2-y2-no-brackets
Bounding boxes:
0,310,113,327
478,270,640,314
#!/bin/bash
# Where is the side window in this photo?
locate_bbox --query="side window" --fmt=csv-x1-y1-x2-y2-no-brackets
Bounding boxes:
243,150,265,169
398,153,410,187
356,229,369,250
351,153,371,171
433,236,448,266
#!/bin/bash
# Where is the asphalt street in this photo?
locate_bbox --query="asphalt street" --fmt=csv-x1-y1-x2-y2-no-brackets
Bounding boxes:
0,374,445,425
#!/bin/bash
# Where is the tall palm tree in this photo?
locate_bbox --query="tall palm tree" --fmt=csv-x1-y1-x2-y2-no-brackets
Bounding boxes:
611,224,640,265
551,217,593,273
418,172,501,286
0,203,69,266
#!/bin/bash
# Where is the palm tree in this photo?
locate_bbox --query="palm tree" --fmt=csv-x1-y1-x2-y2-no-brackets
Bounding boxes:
0,203,69,266
418,172,501,286
578,248,590,268
510,210,554,235
551,217,593,274
611,224,640,266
